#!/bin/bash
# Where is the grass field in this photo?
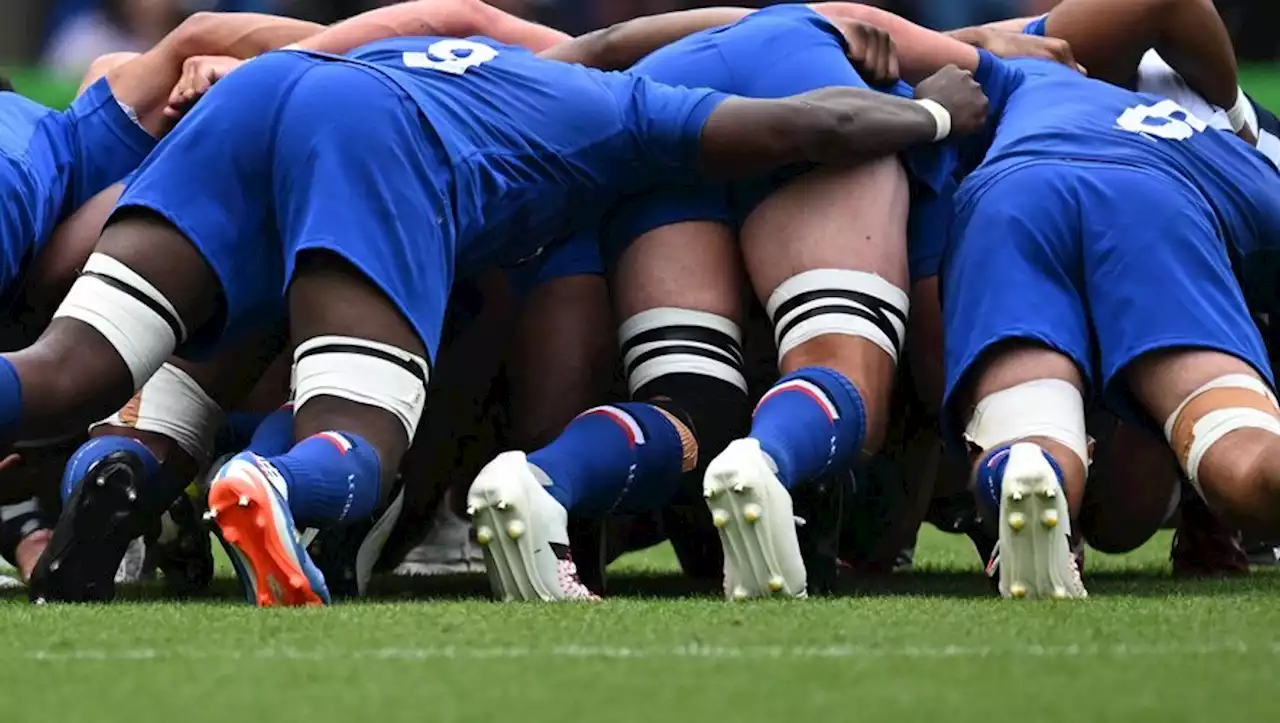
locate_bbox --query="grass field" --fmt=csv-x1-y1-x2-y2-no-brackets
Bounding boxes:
2,529,1278,723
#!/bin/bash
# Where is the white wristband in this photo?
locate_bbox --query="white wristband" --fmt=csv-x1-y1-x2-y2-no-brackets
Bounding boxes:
1227,86,1251,133
915,99,952,142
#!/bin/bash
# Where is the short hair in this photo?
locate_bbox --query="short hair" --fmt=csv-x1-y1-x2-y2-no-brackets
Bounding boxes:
0,75,12,93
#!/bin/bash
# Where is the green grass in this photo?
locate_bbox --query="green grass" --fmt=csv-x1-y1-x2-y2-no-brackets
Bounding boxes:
1,529,1278,723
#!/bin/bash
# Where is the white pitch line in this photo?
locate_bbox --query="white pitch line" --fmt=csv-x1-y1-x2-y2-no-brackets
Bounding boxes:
15,642,1280,662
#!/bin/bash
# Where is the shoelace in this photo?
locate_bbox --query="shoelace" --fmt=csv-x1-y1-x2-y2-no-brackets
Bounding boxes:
556,556,600,601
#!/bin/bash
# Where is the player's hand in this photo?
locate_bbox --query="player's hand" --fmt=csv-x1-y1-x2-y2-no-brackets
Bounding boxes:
164,55,244,119
914,65,989,139
831,18,900,87
971,30,1085,75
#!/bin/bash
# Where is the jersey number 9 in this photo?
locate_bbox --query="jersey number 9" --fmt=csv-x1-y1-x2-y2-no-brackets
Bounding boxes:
403,39,499,76
1117,99,1208,141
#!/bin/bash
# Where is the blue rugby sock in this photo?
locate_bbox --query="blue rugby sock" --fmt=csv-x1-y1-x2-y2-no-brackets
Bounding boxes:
748,367,866,489
60,435,164,504
0,357,21,445
527,403,685,516
974,443,1066,517
245,405,294,457
266,432,382,529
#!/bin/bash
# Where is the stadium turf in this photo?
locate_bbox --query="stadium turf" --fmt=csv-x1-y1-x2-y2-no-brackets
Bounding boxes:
1,529,1277,723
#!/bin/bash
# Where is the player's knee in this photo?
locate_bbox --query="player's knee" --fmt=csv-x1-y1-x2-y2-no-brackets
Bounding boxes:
90,363,223,466
766,268,908,366
53,253,186,389
619,307,750,457
1162,374,1280,496
964,378,1089,468
292,336,431,445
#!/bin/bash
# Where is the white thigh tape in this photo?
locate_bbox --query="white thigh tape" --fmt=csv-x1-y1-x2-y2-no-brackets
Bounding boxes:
618,308,746,393
53,253,186,389
1163,374,1280,495
765,269,908,363
965,378,1089,468
293,335,429,440
92,362,223,463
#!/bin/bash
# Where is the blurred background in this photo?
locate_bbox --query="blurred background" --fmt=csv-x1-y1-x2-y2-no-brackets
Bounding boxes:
0,0,1277,108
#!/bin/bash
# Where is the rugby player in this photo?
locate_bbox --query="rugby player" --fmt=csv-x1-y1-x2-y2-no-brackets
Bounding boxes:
12,0,592,603
466,3,1075,601
943,48,1280,599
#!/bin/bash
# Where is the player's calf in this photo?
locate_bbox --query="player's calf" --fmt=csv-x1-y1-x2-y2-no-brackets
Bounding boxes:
963,361,1089,600
29,362,221,603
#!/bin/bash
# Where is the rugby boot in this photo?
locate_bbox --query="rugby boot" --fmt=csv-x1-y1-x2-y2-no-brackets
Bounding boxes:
704,438,807,600
468,451,597,601
206,452,329,607
30,450,169,603
990,443,1086,600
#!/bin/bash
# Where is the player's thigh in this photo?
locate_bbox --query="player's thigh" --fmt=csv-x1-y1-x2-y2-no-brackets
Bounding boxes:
942,164,1093,413
608,185,743,321
740,157,910,296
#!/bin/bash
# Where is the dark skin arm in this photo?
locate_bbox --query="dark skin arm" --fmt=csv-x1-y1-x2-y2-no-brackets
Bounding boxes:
697,63,988,179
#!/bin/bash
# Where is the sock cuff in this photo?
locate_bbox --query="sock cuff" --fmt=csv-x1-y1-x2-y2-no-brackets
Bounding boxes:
773,366,867,447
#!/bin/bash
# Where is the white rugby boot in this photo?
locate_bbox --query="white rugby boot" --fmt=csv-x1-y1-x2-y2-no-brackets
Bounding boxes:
996,443,1087,600
467,451,597,601
394,490,484,576
703,438,807,600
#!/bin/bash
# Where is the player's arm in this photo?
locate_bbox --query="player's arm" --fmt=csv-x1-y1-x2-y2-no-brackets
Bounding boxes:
107,12,324,136
699,66,987,178
291,0,569,55
540,8,751,69
1036,0,1241,117
810,4,1077,81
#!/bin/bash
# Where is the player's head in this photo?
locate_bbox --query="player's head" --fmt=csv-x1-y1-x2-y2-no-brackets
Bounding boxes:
0,75,13,93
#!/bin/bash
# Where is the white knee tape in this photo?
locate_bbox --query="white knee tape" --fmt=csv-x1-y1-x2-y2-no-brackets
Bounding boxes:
91,363,223,464
53,253,187,389
964,379,1089,468
292,335,429,441
618,308,746,394
764,269,908,364
1162,374,1280,494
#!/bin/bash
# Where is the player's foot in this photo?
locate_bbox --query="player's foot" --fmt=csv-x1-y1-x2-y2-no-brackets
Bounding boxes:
994,443,1086,600
467,451,597,602
30,450,162,604
143,492,215,596
207,453,329,607
393,489,483,576
309,482,405,598
703,438,807,600
1171,493,1248,576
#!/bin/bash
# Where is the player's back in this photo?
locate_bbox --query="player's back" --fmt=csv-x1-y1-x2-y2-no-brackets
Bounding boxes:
966,57,1280,263
339,37,719,272
0,92,76,289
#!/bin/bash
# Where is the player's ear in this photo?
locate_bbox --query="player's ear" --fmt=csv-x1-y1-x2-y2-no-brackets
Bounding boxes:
0,75,13,93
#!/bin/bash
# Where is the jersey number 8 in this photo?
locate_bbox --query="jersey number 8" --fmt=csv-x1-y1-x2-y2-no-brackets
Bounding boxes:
1116,99,1208,141
403,39,499,76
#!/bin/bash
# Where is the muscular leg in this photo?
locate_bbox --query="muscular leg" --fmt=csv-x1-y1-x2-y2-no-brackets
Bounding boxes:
703,157,910,599
1127,349,1280,539
471,217,746,600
